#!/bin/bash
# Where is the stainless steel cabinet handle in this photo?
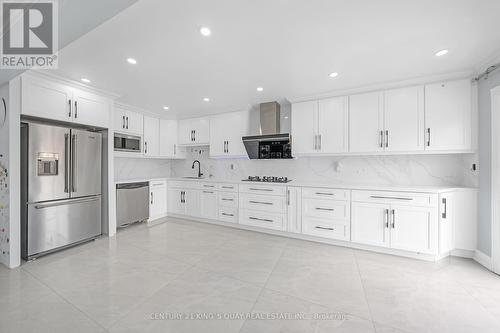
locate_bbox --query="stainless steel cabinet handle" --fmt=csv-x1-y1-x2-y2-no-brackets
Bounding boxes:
380,130,384,148
191,130,194,141
222,213,234,217
314,134,318,150
287,189,290,206
315,192,334,196
68,99,72,118
174,144,176,155
193,130,196,142
122,115,125,129
391,209,395,228
249,188,273,192
71,134,77,192
203,185,215,188
221,186,233,189
74,101,78,118
203,191,214,194
249,200,273,205
126,116,129,129
318,134,322,150
427,128,431,147
34,197,99,209
369,195,413,201
442,198,447,219
385,130,388,148
144,141,148,154
221,198,233,201
64,133,69,193
249,217,273,223
315,226,334,231
384,209,389,228
315,207,334,211
151,192,154,204
226,140,229,153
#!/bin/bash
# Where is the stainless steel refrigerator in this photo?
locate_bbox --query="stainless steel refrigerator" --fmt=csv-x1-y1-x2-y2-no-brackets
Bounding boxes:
21,122,102,260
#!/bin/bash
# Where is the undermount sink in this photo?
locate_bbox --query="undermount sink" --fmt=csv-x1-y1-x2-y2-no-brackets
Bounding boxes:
183,176,205,179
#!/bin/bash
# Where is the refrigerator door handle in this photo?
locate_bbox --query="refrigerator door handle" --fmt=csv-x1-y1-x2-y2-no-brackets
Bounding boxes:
34,196,100,209
64,133,70,193
71,134,77,193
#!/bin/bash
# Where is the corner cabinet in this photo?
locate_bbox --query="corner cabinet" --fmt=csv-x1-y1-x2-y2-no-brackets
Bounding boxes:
209,111,249,158
178,117,210,145
21,75,113,128
291,97,348,155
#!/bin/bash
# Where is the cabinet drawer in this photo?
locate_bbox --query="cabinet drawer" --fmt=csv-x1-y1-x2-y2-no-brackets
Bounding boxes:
239,194,286,213
302,199,350,220
302,218,350,241
352,190,437,207
239,209,285,231
302,187,350,201
219,192,238,208
168,180,200,189
150,180,167,188
219,207,238,223
218,183,238,192
201,183,217,189
239,184,286,196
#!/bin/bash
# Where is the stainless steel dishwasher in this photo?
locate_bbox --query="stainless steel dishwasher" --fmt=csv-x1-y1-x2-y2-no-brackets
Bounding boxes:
116,182,149,227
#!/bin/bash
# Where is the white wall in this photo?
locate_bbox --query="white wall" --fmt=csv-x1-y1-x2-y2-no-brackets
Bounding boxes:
114,157,171,181
171,148,478,188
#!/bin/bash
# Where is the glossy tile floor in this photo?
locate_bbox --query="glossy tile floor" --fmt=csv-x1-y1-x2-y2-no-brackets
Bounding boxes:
2,217,500,333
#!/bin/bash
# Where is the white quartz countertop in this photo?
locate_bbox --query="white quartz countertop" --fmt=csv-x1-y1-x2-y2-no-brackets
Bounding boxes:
115,177,476,193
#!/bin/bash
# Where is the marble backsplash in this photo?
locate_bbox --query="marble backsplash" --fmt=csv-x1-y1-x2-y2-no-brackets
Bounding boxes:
115,157,171,181
170,148,478,188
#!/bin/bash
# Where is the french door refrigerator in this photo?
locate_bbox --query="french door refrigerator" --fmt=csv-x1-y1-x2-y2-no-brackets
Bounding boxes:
21,122,102,260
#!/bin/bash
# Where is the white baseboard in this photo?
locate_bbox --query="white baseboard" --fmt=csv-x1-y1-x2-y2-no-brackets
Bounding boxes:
473,250,492,270
451,249,475,258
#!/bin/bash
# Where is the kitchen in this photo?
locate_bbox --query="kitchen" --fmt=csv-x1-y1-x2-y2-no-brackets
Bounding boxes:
1,1,500,332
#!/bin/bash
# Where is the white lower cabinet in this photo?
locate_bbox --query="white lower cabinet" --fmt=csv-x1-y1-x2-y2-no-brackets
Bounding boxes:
219,186,239,223
167,187,200,217
200,189,218,220
239,184,287,231
149,180,167,220
287,187,302,234
351,191,438,254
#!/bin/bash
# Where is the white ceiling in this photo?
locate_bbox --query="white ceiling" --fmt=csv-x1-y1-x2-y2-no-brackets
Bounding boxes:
51,0,500,118
0,0,138,85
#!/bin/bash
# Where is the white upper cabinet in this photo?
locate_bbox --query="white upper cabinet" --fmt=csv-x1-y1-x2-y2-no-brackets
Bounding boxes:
291,101,316,155
291,97,348,155
21,75,113,128
114,107,143,136
143,116,160,157
383,86,424,152
349,92,384,153
318,97,349,154
424,79,472,151
159,119,184,159
209,111,248,158
178,117,210,145
72,89,111,128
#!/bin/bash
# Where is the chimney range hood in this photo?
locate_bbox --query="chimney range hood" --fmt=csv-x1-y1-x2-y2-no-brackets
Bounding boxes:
242,102,292,159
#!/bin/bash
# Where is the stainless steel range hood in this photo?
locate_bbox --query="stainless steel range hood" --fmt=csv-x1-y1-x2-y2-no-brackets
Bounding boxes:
242,102,292,159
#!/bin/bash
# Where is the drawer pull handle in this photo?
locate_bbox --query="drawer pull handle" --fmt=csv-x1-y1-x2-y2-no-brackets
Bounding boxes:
315,226,334,231
315,192,334,196
222,213,234,217
221,198,234,201
222,186,234,189
203,191,214,194
315,207,334,211
203,185,215,188
249,188,273,192
249,200,273,205
249,217,274,223
369,196,413,201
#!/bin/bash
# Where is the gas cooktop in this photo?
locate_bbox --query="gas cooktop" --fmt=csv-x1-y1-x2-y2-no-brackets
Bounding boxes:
242,176,291,183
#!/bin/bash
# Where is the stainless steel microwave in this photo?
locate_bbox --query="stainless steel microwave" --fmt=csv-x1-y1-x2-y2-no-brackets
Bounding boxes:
114,133,141,152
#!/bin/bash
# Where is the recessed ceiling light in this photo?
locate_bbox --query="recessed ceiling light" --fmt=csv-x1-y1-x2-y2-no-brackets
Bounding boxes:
435,49,448,57
127,57,137,64
203,97,210,102
163,106,169,110
200,27,211,36
80,78,91,83
257,87,264,92
328,72,339,78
